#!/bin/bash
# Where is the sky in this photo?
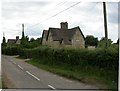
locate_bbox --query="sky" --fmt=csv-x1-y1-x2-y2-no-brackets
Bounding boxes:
1,0,118,43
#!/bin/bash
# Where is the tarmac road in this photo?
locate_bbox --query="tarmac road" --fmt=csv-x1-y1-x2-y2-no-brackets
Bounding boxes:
2,55,99,90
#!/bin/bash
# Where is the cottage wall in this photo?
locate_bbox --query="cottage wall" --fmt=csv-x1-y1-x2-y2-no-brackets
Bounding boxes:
42,33,47,45
42,38,47,45
47,32,60,48
53,41,60,48
62,45,73,48
42,39,46,45
72,29,85,48
16,39,21,44
42,25,85,49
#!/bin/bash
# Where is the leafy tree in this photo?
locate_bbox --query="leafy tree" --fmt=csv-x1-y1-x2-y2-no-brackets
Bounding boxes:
2,36,6,43
30,38,35,42
85,35,98,47
29,38,41,48
25,36,29,41
2,36,6,47
20,37,41,48
98,37,113,48
36,38,42,44
20,35,29,48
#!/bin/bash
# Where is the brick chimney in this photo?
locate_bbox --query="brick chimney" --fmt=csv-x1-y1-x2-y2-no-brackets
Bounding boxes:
60,22,68,29
16,36,19,40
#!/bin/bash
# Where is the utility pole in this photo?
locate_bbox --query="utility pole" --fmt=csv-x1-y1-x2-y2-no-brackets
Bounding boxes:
103,2,108,48
22,24,25,38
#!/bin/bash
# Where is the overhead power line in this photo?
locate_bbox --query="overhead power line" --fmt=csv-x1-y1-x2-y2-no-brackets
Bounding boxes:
44,2,80,21
26,2,80,30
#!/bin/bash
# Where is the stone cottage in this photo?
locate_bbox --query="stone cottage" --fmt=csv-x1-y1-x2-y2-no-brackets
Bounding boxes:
7,36,21,45
7,24,25,45
41,22,85,48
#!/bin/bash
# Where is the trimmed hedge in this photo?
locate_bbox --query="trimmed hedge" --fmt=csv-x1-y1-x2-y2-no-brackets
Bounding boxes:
2,46,19,55
18,47,118,70
2,46,118,70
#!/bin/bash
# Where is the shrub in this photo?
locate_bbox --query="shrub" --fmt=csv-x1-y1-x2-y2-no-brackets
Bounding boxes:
2,46,19,55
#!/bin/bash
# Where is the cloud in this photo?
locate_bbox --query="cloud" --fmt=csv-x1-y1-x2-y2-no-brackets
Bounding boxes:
2,1,51,19
107,2,118,24
2,2,118,43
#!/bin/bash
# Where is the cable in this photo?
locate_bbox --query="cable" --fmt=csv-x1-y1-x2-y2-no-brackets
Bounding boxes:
26,2,80,30
5,2,100,38
24,2,68,29
44,2,80,21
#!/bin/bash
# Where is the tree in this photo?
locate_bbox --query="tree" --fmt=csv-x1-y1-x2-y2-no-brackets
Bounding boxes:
29,38,41,48
85,35,98,47
36,37,42,44
98,37,113,48
2,36,6,44
30,38,35,42
20,35,29,48
2,36,6,47
25,36,29,41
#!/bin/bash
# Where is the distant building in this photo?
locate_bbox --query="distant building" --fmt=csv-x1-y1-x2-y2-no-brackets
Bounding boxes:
7,24,25,45
41,22,85,48
7,36,21,45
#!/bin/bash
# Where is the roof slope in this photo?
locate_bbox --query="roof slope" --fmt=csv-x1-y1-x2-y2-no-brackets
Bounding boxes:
7,39,16,44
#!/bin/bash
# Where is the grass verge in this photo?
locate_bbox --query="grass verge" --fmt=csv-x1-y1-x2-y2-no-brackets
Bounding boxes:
26,59,117,90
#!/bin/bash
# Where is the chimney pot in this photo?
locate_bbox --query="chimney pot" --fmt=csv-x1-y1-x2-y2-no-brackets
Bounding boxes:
60,22,68,29
16,36,19,40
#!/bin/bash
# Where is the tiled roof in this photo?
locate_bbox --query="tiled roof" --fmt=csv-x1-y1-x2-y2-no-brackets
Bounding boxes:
7,39,16,44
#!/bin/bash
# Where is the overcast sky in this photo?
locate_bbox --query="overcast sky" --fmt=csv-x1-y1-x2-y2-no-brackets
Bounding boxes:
2,0,118,43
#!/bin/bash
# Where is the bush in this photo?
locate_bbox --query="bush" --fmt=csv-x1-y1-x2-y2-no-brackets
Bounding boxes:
16,46,118,71
2,46,19,55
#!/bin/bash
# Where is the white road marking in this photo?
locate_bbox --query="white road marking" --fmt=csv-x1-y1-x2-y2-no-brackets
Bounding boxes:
26,71,40,81
48,85,56,90
17,65,23,70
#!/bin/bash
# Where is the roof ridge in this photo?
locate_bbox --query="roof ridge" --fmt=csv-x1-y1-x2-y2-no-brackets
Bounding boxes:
49,27,60,29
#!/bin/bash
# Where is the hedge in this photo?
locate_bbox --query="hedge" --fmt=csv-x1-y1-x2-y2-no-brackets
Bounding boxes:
2,46,118,70
17,47,118,70
2,46,19,55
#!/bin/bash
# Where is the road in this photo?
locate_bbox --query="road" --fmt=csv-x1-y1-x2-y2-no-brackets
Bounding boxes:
2,55,99,90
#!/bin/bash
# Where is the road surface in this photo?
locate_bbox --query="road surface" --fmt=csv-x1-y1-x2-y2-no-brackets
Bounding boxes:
2,55,99,90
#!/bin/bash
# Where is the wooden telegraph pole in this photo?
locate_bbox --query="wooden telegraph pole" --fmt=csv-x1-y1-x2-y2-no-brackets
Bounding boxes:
22,24,25,38
103,2,108,48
